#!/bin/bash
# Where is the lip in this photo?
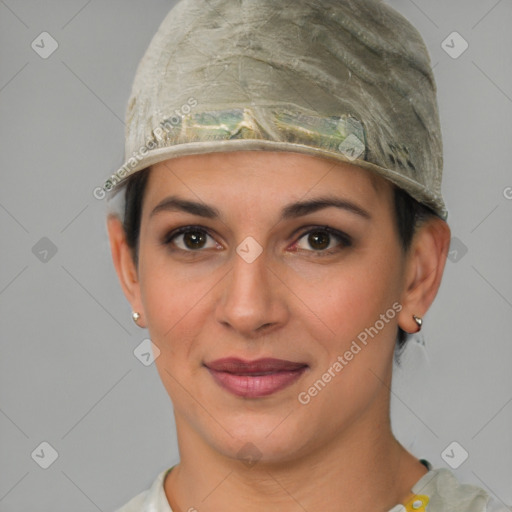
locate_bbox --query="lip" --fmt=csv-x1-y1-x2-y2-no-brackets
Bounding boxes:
204,357,308,398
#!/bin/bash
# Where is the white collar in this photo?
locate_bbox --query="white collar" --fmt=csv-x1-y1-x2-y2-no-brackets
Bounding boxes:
139,465,491,512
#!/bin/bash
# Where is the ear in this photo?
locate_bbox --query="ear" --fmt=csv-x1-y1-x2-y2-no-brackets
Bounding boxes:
398,217,451,334
106,214,146,328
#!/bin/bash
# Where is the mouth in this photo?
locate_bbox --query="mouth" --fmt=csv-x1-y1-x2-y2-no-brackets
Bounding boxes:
204,357,309,398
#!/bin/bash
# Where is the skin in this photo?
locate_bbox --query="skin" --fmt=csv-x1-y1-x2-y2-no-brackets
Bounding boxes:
107,151,451,512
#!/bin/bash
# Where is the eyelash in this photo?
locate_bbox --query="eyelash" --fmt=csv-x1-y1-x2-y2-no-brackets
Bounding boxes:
161,225,353,257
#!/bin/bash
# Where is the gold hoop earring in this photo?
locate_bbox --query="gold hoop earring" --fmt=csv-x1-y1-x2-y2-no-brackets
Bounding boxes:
132,311,141,325
412,314,422,331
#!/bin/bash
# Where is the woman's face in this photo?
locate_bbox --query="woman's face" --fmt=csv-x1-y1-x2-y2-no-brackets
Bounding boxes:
128,151,414,463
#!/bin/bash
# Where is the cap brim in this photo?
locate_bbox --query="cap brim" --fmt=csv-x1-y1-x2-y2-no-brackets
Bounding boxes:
107,139,448,221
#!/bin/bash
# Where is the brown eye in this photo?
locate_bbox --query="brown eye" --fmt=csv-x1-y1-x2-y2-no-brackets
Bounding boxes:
163,227,218,251
307,231,331,250
295,227,352,255
182,230,208,249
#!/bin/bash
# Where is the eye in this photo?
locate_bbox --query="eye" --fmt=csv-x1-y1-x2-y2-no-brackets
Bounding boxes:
293,226,352,255
163,226,219,251
162,225,352,256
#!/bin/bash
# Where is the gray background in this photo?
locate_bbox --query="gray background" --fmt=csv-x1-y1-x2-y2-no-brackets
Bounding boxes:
0,0,511,510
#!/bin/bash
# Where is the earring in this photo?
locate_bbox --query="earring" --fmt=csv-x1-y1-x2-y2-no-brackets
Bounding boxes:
412,314,422,331
132,311,141,325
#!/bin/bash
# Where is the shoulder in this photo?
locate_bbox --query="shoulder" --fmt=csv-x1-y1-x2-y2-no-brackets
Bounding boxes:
412,467,510,512
114,468,174,512
114,490,147,512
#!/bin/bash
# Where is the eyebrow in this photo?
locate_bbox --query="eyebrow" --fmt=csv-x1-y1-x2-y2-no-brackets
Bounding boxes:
149,195,372,221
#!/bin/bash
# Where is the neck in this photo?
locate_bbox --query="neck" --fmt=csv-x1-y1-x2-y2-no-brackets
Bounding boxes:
164,396,428,512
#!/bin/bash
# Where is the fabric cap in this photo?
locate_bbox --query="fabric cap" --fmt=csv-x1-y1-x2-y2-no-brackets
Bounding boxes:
105,0,448,220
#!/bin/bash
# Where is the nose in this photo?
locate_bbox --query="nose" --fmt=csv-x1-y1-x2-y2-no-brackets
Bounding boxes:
215,247,289,338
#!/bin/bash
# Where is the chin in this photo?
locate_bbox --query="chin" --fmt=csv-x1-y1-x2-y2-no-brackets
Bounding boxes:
206,417,313,467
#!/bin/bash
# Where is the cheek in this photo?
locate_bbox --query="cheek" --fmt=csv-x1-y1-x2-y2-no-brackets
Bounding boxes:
141,273,195,343
140,269,208,407
138,252,219,366
289,250,401,353
292,261,400,420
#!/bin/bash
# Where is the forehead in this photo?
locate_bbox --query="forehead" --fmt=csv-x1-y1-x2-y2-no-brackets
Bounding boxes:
142,151,393,215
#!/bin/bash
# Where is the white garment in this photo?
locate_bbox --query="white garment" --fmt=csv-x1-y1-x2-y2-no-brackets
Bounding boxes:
114,464,510,512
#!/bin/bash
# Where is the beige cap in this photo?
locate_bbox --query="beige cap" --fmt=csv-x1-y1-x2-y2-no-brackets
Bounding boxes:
104,0,448,220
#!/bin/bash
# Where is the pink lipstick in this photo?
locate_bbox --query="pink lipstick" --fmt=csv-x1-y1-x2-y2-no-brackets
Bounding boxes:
205,357,308,398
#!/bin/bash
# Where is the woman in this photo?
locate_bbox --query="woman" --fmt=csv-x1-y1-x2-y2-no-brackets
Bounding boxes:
104,0,507,510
